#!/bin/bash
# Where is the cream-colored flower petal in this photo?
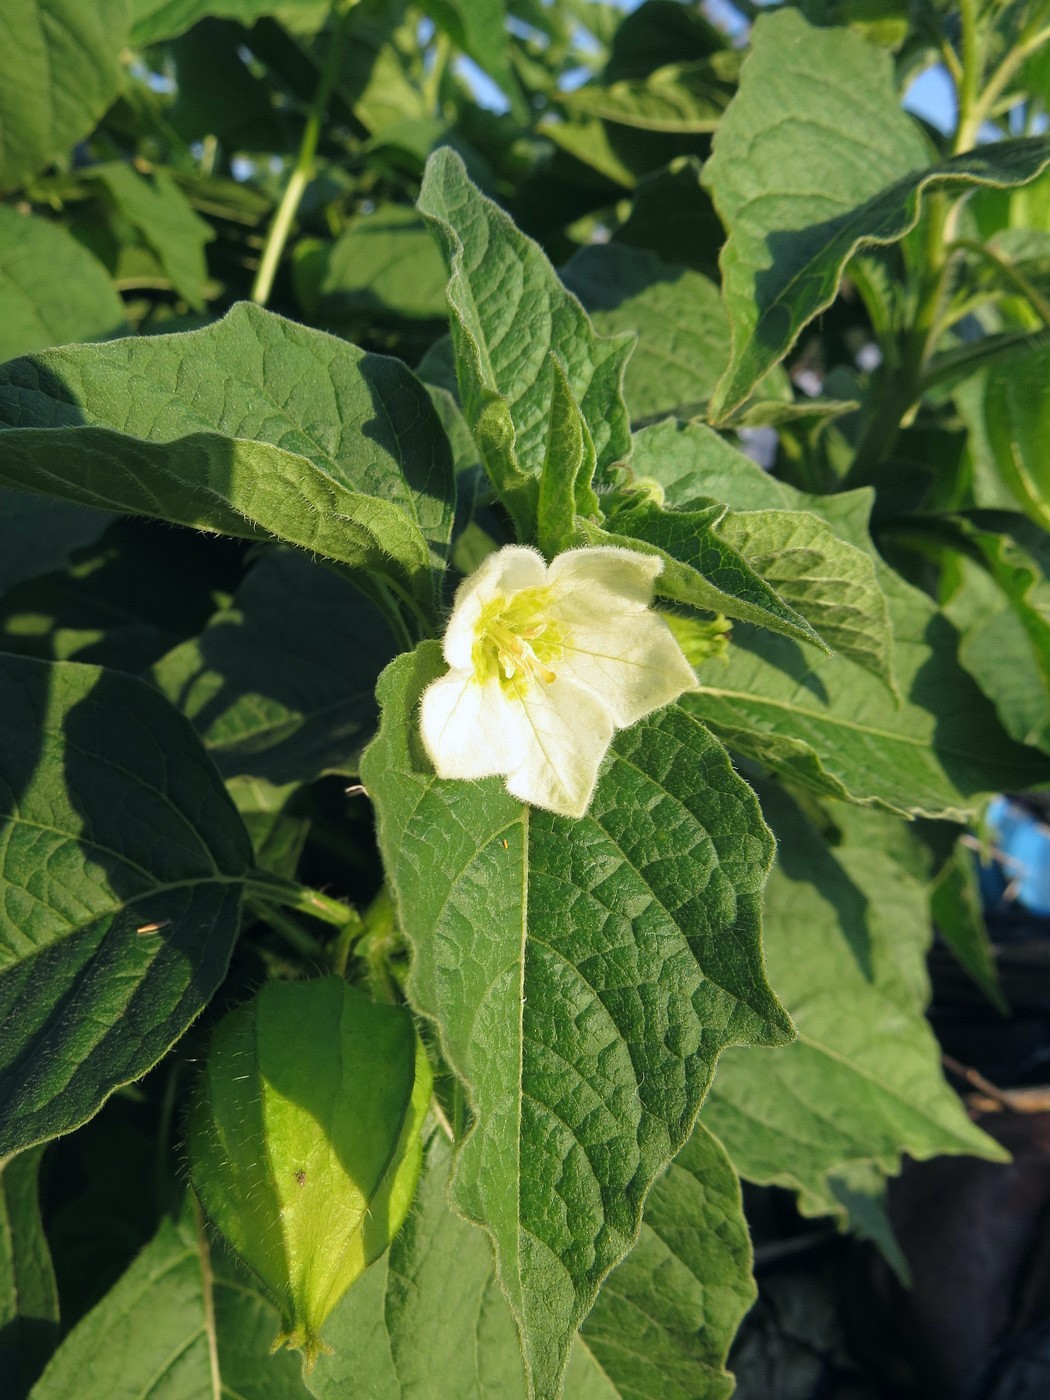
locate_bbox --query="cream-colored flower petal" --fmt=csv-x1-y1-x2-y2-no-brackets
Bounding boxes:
555,610,697,729
547,545,662,610
420,672,528,779
443,546,547,668
504,677,615,818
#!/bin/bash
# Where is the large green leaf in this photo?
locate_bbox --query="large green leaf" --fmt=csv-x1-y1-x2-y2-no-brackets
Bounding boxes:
703,792,1002,1224
152,550,396,789
83,163,214,311
684,561,1045,818
702,9,1050,421
28,1207,310,1398
0,654,251,1159
311,1120,755,1400
1,1148,59,1398
417,148,633,532
361,645,791,1400
0,208,126,362
0,0,129,194
0,303,455,620
562,245,729,422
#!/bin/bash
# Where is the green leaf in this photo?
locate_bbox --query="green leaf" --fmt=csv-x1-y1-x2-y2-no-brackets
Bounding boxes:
574,1122,755,1400
0,491,113,598
417,0,521,115
715,508,896,691
536,354,600,555
611,157,723,280
684,562,1046,818
361,645,791,1400
294,205,451,327
702,9,1050,421
559,57,738,134
0,0,129,194
0,654,251,1159
982,340,1050,531
189,977,431,1361
562,245,729,422
417,147,633,532
28,1207,311,1398
0,208,126,362
0,516,244,674
935,513,1050,751
1,1148,59,1398
311,1120,755,1400
577,504,829,653
83,163,214,311
152,550,396,788
130,0,320,44
0,303,455,620
930,835,1007,1015
624,424,894,686
703,791,1004,1226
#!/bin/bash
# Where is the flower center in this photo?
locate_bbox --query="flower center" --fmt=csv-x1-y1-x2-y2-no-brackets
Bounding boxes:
471,587,566,695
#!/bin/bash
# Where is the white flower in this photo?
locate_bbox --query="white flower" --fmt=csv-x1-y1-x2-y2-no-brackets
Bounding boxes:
419,545,697,818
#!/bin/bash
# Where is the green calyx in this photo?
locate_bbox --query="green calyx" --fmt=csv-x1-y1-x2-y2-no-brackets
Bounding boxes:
188,977,432,1366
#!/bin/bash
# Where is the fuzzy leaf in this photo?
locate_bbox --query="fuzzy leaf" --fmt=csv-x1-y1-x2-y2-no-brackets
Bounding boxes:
0,654,250,1159
0,304,454,619
361,644,791,1400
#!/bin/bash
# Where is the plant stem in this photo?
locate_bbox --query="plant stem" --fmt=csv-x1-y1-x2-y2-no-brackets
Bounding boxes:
250,0,356,306
955,18,1050,153
953,0,982,155
950,237,1050,324
246,896,328,959
245,870,356,927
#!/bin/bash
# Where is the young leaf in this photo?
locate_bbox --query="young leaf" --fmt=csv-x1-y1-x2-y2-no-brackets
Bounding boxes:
189,977,431,1363
536,354,600,556
577,504,828,652
0,1148,59,1398
703,792,1004,1226
0,0,129,194
684,562,1047,818
28,1208,311,1398
361,645,792,1400
0,654,251,1159
0,304,455,620
627,420,896,685
152,550,397,789
0,208,126,362
417,147,634,530
702,9,1050,421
